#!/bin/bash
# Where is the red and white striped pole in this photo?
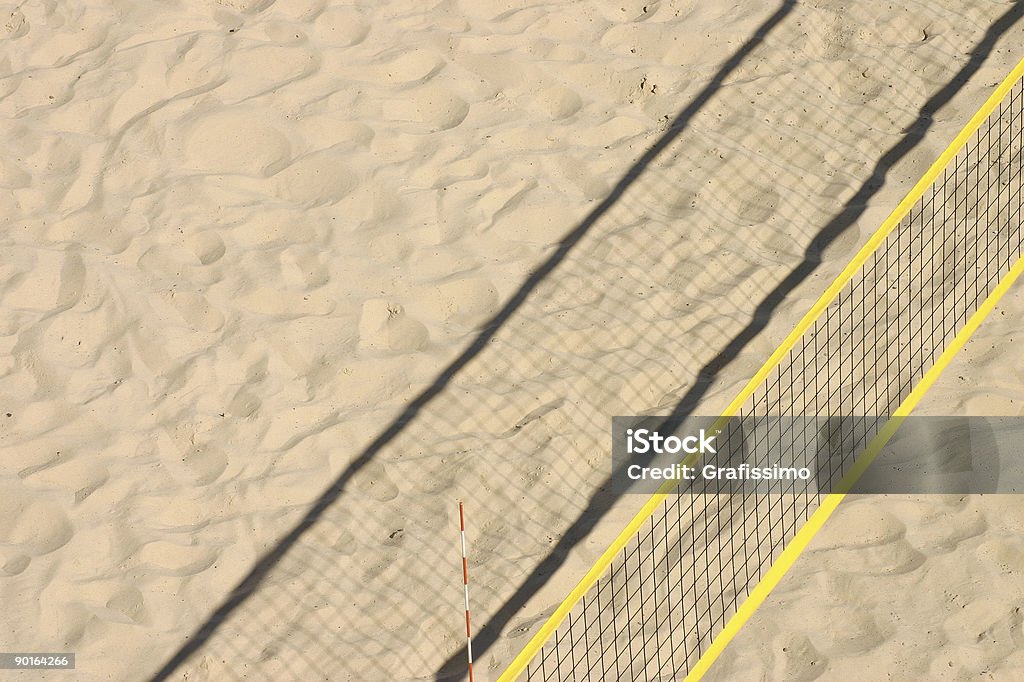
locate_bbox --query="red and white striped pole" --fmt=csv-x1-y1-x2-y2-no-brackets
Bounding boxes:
459,500,474,682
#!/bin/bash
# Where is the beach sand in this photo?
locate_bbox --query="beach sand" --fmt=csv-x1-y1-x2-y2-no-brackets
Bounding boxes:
1,0,1022,680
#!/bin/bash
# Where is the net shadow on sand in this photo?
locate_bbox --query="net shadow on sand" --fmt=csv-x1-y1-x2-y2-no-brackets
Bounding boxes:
148,4,798,679
146,1,1024,680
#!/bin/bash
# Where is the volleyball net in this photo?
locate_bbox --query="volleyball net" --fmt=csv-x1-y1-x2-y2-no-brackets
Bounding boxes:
501,57,1024,681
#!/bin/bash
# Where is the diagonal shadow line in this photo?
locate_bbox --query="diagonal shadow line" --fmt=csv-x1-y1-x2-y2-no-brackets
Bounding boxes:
148,2,798,680
433,1,1024,679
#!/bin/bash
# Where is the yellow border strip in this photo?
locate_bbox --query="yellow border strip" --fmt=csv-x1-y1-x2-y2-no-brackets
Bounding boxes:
498,55,1024,682
685,251,1024,680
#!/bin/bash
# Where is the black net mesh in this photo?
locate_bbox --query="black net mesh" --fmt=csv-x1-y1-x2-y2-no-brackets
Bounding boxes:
524,76,1024,681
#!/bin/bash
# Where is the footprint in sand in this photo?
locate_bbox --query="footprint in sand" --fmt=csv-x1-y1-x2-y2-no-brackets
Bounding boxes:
0,487,73,558
998,503,1024,533
414,278,499,328
351,461,399,502
4,248,84,312
811,501,906,549
714,172,782,225
186,442,231,487
271,152,357,206
975,538,1024,576
528,84,583,120
366,48,446,86
226,44,320,93
1,554,30,576
229,209,319,248
810,502,925,574
769,632,827,682
942,597,1021,673
801,607,884,657
42,309,122,369
280,246,329,289
600,23,676,61
132,540,218,577
312,7,370,47
184,110,292,177
187,231,226,265
169,290,226,334
865,13,933,47
2,8,28,39
381,84,470,132
105,586,147,624
358,299,429,352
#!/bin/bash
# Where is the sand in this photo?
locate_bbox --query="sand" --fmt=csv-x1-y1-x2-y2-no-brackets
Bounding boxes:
2,0,1023,680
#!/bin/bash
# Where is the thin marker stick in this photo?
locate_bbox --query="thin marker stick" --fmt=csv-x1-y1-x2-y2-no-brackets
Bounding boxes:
459,501,474,682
